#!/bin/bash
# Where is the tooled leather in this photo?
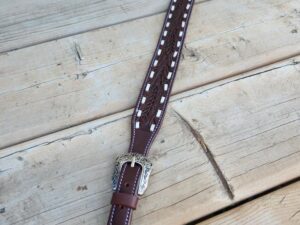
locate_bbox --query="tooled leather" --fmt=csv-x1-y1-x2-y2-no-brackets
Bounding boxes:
107,0,194,224
130,0,194,155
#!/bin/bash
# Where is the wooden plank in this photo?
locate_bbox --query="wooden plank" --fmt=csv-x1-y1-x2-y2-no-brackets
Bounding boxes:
172,55,300,204
0,106,228,225
1,0,300,149
198,181,300,225
0,0,170,53
0,0,209,53
0,56,299,224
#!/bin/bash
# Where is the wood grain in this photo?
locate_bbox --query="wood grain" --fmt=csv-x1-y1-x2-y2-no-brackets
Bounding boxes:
1,0,300,149
198,181,300,225
0,0,208,53
0,0,168,53
172,55,300,203
0,56,299,225
0,105,227,225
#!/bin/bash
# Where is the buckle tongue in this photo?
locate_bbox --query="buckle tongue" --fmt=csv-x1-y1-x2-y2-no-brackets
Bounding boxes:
112,153,152,195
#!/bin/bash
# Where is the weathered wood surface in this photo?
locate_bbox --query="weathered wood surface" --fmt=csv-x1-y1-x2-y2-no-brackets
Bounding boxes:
198,181,300,225
0,0,208,53
0,102,228,225
1,0,300,149
172,56,300,202
1,56,299,225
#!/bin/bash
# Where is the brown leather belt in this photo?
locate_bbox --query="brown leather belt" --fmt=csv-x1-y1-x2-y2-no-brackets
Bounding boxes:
107,0,194,224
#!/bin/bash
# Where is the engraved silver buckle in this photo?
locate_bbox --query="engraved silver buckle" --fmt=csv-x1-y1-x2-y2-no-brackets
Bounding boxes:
112,153,152,195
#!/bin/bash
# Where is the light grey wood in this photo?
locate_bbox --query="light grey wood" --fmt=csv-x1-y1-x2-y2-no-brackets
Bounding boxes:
0,105,227,225
172,56,300,202
198,182,300,225
0,56,299,225
0,0,299,149
0,0,207,53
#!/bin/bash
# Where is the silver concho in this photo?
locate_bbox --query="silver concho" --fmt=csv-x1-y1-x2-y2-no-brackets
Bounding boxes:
112,153,152,195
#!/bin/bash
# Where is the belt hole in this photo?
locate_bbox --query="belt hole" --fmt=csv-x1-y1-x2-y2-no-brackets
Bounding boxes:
125,182,130,188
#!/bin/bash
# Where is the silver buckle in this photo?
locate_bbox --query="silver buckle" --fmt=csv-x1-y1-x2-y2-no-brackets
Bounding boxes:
112,153,152,195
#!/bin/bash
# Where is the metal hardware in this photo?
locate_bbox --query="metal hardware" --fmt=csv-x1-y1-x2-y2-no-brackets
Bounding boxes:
131,156,136,168
112,153,152,195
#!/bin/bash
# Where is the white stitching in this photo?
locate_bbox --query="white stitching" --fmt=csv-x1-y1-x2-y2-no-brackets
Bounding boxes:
124,208,130,225
123,167,140,225
171,61,176,68
144,0,193,155
118,164,127,190
164,84,168,91
137,110,142,117
132,167,141,194
141,97,146,104
109,7,197,224
181,21,186,28
129,0,193,157
150,124,155,132
156,110,162,118
109,163,128,224
109,205,116,225
146,83,151,92
150,71,155,78
157,49,162,56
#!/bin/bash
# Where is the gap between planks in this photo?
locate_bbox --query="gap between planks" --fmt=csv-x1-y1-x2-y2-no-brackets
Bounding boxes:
2,57,299,167
1,55,299,225
186,176,300,225
1,51,299,152
0,0,210,54
1,0,300,150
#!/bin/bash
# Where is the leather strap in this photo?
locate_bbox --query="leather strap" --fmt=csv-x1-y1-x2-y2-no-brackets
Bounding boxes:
107,0,194,224
111,193,138,210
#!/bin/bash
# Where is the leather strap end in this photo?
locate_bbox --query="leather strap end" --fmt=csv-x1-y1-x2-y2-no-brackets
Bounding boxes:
111,192,139,210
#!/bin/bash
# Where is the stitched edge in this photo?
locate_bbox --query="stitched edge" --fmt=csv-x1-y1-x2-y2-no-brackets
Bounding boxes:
129,0,176,153
109,205,116,225
109,163,128,223
108,0,194,224
145,0,194,155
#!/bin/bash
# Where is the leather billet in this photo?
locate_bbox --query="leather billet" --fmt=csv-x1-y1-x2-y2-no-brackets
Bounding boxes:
107,1,195,224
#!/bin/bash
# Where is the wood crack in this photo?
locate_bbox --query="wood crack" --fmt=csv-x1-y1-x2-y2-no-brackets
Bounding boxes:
175,60,300,103
289,209,300,220
172,109,234,200
74,42,84,63
187,178,300,225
